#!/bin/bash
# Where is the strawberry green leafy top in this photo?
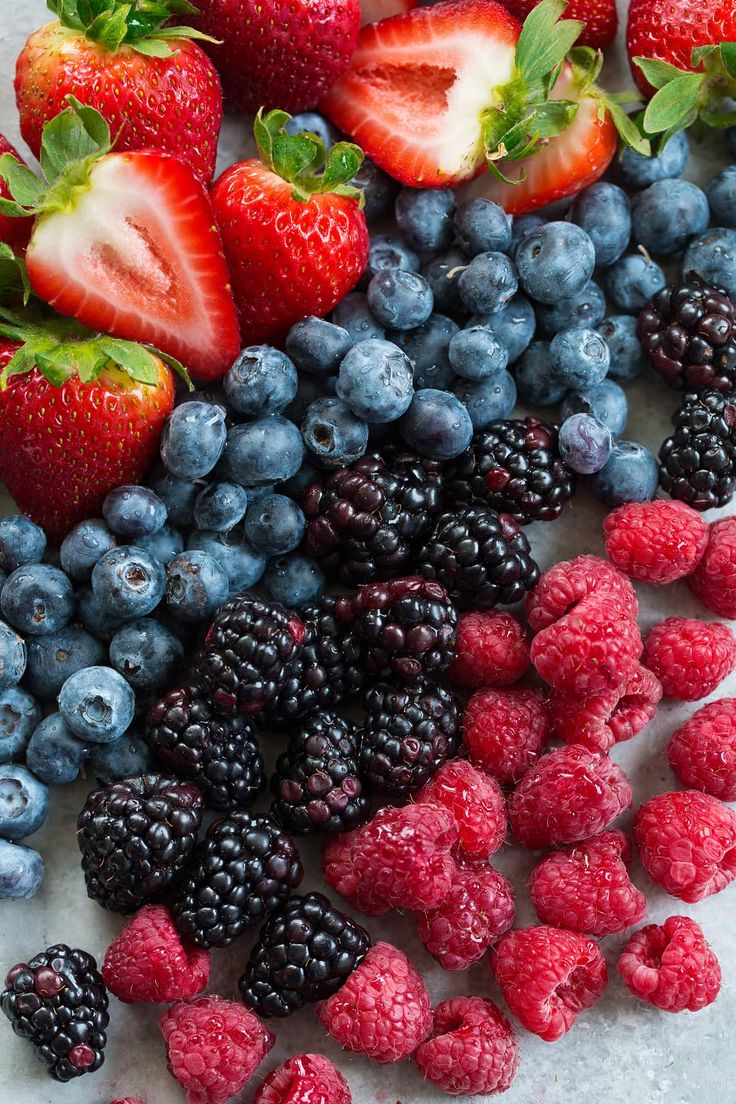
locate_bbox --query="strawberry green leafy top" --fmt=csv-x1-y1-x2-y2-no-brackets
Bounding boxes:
47,0,215,57
254,109,366,206
635,43,736,145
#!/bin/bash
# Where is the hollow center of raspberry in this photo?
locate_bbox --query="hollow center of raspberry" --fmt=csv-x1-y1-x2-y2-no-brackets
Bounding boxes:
720,844,736,877
555,963,594,1014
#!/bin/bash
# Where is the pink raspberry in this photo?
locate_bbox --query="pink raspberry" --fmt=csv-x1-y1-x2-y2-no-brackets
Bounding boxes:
525,554,638,632
491,926,608,1042
463,687,549,786
102,905,210,1004
321,803,457,916
414,996,519,1097
416,760,506,858
508,744,633,849
416,859,515,971
618,916,721,1013
688,516,736,618
603,499,708,584
448,611,530,689
530,830,646,936
668,698,736,800
643,616,736,701
253,1054,351,1104
317,942,432,1064
547,664,662,752
635,789,736,902
160,996,274,1104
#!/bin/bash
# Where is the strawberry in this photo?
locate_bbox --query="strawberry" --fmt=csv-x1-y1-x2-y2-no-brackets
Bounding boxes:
0,100,240,382
210,110,369,345
502,0,617,49
627,0,736,98
0,136,31,253
361,0,417,26
190,0,360,114
15,0,222,185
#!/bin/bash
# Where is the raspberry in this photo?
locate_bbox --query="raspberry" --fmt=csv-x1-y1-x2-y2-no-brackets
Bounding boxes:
253,1054,352,1104
491,926,608,1042
414,996,519,1097
321,803,457,916
603,500,709,584
547,664,663,753
617,916,721,1013
643,616,736,700
416,859,515,971
316,942,432,1064
103,905,210,1004
416,760,507,859
530,831,646,936
525,554,638,632
110,1099,145,1104
635,789,736,902
668,698,736,800
688,516,736,618
448,610,530,689
508,744,633,849
462,687,549,786
160,996,274,1104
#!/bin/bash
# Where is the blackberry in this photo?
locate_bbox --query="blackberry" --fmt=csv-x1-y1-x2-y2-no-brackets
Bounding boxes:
659,389,736,510
271,712,370,834
446,419,575,523
638,276,736,393
360,680,461,796
302,448,444,585
336,576,458,680
1,945,108,1082
418,504,540,609
144,684,265,811
239,892,371,1018
170,812,303,949
199,592,305,715
77,773,203,913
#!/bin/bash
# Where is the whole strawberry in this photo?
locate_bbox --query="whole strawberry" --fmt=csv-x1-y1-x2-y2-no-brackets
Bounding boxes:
211,110,368,345
628,0,736,98
15,0,222,184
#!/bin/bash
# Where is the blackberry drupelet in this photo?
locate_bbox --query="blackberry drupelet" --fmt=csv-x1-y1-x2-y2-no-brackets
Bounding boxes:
77,773,203,913
419,505,540,609
198,593,305,715
144,684,265,811
335,576,458,680
638,276,736,393
1,945,108,1082
170,812,303,949
239,892,371,1018
659,390,736,510
446,419,575,523
271,712,370,834
360,680,461,797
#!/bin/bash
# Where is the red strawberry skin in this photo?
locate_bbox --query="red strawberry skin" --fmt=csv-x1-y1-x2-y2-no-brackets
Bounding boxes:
503,0,617,48
15,24,222,185
361,0,417,24
210,159,368,345
627,0,736,97
0,134,31,252
190,0,360,113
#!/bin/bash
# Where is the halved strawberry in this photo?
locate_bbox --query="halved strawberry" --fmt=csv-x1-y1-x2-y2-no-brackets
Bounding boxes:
360,0,417,26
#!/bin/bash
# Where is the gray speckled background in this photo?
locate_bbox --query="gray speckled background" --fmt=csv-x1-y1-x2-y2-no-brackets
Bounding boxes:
0,1,734,1101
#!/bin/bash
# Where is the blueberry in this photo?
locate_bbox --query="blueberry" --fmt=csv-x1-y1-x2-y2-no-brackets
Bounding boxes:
632,179,709,256
302,396,369,468
263,553,326,608
421,248,466,313
60,519,116,581
399,388,473,460
193,483,248,532
187,530,266,594
549,328,610,389
165,550,230,622
244,484,276,505
1,564,75,636
160,400,228,478
0,838,44,898
367,269,433,330
0,764,48,839
110,618,185,687
102,485,167,540
454,371,517,428
77,589,126,642
351,158,398,223
509,213,546,258
136,524,185,566
244,493,306,555
683,227,736,301
448,326,508,380
24,625,106,700
392,314,459,390
516,221,595,304
470,294,536,364
89,733,151,785
567,183,631,267
285,317,353,377
0,621,26,690
395,187,455,252
606,254,666,313
224,346,298,416
558,413,613,474
458,251,518,314
706,167,736,229
596,315,646,380
223,415,305,486
562,379,628,438
285,373,338,425
332,292,385,342
0,516,46,572
728,127,736,160
535,280,607,337
453,198,512,255
285,111,340,148
513,341,567,407
282,461,320,500
337,339,414,423
26,713,88,785
588,440,659,505
364,234,421,280
91,546,166,619
58,665,136,744
148,473,198,527
0,688,41,760
614,130,689,190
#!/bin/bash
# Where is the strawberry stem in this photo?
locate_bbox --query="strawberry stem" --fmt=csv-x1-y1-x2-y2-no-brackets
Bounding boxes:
47,0,217,57
253,109,366,207
635,42,736,146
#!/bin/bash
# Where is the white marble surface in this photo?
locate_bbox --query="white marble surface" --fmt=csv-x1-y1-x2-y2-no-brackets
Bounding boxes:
0,1,735,1102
